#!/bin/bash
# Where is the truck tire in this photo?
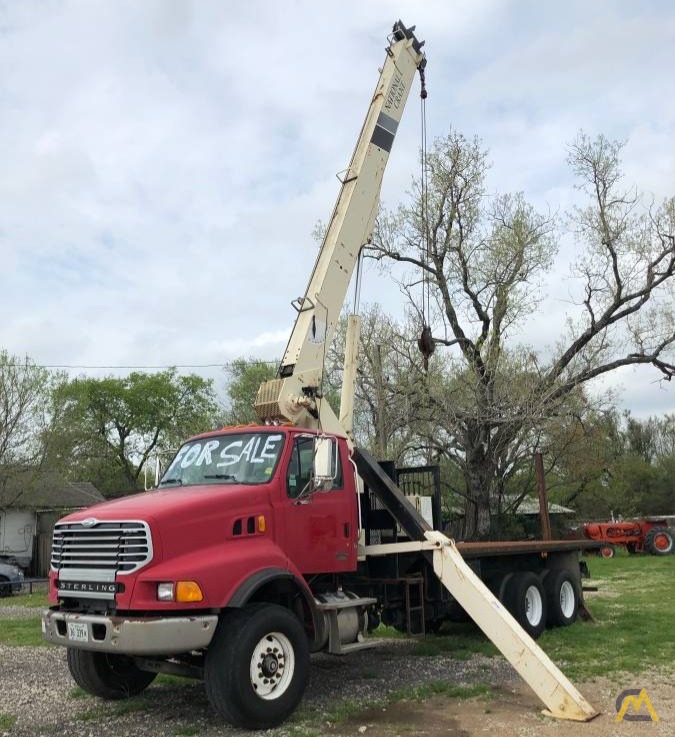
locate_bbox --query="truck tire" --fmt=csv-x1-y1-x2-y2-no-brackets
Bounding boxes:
502,572,547,640
645,528,674,556
66,649,156,699
205,603,309,729
543,569,579,627
599,544,616,558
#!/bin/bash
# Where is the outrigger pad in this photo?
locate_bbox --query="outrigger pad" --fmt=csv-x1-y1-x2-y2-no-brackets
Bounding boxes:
353,447,430,542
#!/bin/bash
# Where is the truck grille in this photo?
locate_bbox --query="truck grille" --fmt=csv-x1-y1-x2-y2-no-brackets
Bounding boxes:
51,520,152,575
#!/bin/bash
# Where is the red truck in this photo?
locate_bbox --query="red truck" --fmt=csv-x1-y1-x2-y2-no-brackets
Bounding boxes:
43,426,601,726
42,21,600,728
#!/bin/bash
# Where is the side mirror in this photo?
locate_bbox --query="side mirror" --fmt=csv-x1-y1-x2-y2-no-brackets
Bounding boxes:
313,435,338,486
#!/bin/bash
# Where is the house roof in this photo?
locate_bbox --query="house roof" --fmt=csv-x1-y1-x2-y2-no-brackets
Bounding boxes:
448,494,575,517
0,469,104,510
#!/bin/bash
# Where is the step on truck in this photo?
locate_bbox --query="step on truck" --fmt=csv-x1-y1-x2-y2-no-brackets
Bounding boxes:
43,21,600,729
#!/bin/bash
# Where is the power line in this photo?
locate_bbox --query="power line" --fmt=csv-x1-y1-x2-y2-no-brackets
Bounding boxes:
2,360,280,371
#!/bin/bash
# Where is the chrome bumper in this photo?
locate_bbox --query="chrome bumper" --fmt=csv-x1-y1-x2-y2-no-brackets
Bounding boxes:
42,609,218,655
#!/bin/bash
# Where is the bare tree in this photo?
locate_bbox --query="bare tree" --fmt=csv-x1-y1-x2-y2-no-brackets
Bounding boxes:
326,306,434,463
371,130,674,539
0,350,51,468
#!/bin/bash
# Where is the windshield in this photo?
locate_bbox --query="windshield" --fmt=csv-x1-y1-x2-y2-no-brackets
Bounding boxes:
159,432,285,488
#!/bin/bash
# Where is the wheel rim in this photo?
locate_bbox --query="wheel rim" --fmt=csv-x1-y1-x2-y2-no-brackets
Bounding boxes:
250,631,295,700
654,533,672,552
601,546,613,558
524,585,543,626
559,580,575,618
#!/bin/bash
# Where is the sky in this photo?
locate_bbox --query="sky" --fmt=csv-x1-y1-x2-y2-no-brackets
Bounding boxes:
1,0,674,418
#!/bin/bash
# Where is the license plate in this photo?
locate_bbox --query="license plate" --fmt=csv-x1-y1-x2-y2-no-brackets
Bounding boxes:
67,622,89,643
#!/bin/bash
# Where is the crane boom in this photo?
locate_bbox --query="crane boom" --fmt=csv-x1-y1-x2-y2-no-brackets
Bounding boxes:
255,21,425,435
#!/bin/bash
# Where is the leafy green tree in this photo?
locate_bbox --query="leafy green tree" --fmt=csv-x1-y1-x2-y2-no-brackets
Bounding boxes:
224,359,277,425
47,370,219,496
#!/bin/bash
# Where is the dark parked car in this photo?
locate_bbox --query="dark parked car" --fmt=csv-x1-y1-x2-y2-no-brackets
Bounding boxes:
0,562,24,596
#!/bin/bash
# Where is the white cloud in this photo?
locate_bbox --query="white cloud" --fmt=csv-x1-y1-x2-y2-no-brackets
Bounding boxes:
0,0,672,417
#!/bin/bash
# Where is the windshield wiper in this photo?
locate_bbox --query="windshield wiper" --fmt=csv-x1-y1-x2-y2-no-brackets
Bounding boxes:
159,478,183,486
204,474,237,481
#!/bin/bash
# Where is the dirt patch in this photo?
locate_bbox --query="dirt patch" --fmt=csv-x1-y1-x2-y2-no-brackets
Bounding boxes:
334,670,674,737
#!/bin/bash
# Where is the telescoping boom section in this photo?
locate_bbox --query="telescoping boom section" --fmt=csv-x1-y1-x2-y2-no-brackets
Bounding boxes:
254,22,426,436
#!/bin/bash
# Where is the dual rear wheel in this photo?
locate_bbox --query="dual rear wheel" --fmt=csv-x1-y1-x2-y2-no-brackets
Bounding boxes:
499,569,579,639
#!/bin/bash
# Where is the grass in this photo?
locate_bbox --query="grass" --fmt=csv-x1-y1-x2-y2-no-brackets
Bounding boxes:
77,696,151,722
5,589,50,608
537,553,675,679
174,727,201,737
291,682,492,728
0,713,17,731
0,617,47,647
391,682,491,702
412,622,498,659
409,552,675,680
370,554,674,681
68,686,90,700
155,673,196,687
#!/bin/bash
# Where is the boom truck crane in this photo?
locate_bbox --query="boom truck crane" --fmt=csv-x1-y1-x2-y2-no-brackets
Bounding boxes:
43,22,600,729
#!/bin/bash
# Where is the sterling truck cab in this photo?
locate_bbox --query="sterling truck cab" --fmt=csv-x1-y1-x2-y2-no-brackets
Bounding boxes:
46,426,359,625
44,427,367,726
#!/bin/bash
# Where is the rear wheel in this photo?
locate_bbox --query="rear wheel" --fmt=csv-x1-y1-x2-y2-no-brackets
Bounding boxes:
645,528,673,556
502,572,547,639
543,569,579,627
599,544,616,559
66,649,156,699
205,604,309,729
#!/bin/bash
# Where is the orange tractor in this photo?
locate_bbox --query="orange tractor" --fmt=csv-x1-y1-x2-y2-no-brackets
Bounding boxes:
583,517,674,558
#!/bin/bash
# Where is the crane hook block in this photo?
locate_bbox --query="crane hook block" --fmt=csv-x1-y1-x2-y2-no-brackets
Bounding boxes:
418,325,435,370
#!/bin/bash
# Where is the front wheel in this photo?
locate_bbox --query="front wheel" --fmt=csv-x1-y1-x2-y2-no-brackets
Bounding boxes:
599,544,616,559
645,528,674,556
205,604,309,729
66,649,156,699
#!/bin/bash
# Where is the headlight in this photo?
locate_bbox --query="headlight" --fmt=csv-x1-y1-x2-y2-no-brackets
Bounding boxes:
157,582,175,601
156,581,203,603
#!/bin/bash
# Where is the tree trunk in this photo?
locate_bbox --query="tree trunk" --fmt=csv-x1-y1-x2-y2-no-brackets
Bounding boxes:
461,434,493,540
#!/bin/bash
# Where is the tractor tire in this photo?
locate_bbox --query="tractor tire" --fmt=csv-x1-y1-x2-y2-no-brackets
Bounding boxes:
599,544,616,559
645,528,674,556
66,649,156,699
205,603,309,729
543,569,579,627
502,572,547,640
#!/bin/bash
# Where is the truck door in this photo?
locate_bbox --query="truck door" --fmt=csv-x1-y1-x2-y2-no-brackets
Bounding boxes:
282,435,357,574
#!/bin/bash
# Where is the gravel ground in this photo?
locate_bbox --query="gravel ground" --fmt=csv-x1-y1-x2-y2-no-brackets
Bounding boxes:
0,606,41,620
0,611,518,737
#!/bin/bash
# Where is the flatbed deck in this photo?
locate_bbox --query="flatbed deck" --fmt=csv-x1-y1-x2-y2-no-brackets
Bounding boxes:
455,539,602,558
